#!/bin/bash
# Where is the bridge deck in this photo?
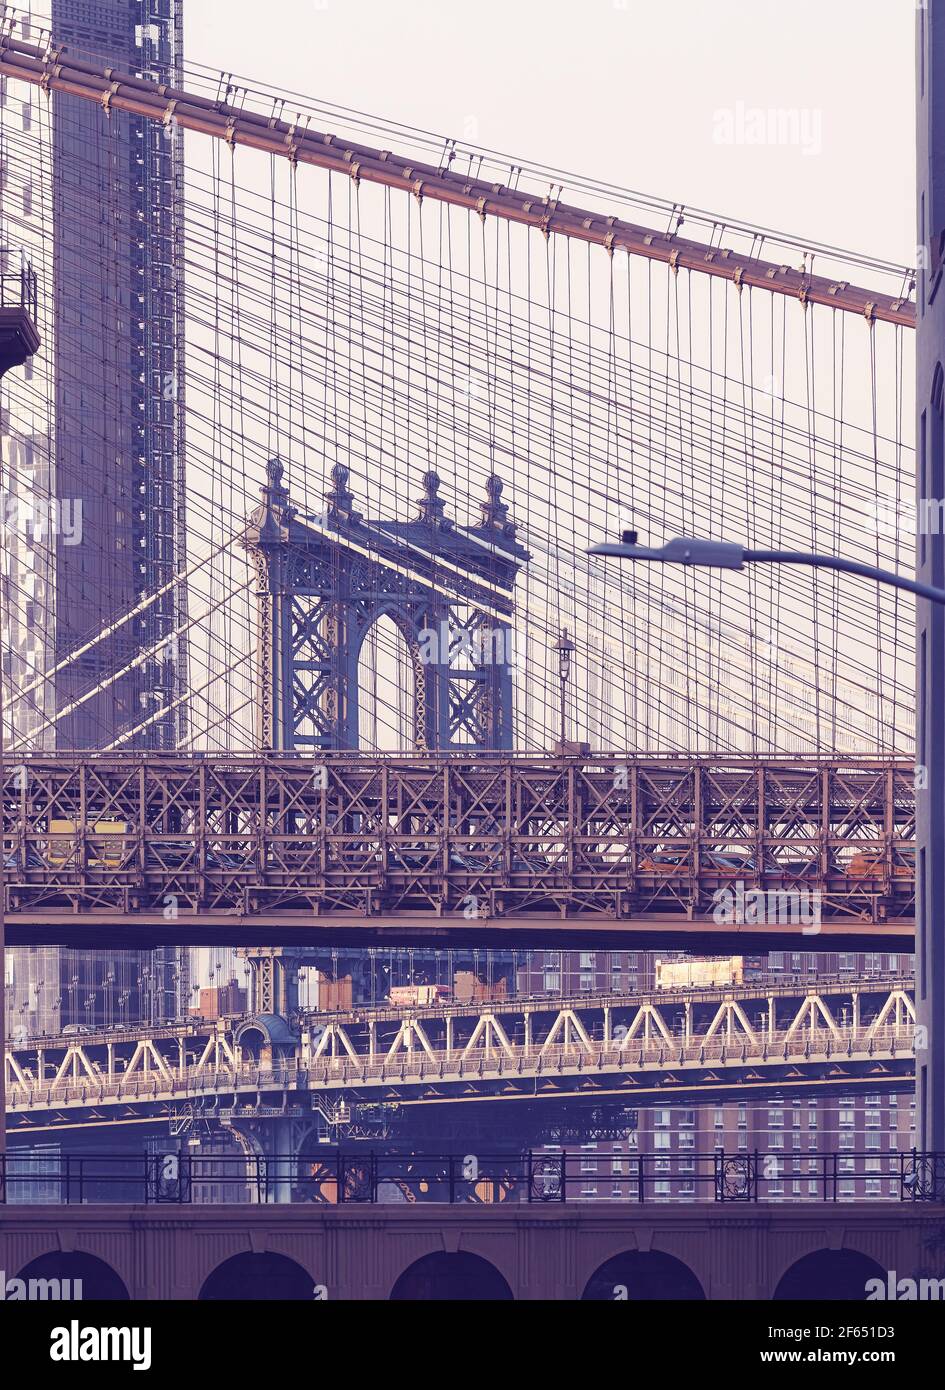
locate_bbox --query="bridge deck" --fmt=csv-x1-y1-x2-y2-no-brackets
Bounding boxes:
1,753,917,948
6,975,915,1128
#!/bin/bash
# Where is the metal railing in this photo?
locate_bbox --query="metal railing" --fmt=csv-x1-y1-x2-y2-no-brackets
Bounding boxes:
2,1149,943,1205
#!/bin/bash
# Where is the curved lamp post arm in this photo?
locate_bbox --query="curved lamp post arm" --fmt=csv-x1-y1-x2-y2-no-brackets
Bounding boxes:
588,537,945,607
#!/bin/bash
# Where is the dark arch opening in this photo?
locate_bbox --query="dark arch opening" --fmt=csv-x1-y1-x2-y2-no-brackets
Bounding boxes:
582,1250,705,1301
390,1251,513,1301
773,1248,888,1301
237,1026,268,1059
199,1252,315,1301
17,1252,129,1301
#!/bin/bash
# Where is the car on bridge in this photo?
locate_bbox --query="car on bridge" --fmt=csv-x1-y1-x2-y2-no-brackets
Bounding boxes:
846,845,914,878
4,846,48,872
144,842,256,873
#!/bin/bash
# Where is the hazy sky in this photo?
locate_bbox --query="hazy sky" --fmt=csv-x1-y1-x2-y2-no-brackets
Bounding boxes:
186,0,916,267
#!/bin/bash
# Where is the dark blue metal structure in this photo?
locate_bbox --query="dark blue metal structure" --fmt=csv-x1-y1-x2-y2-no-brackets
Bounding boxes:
245,460,528,752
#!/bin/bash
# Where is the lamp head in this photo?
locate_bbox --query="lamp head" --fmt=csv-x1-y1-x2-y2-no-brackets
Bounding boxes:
553,626,575,681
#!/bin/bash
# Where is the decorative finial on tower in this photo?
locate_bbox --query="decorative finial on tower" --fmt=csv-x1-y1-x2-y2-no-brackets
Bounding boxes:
416,470,452,529
480,472,516,538
258,456,294,537
324,463,361,525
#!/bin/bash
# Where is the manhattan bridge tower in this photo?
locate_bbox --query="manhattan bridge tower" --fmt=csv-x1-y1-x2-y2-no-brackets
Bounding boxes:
240,458,528,1018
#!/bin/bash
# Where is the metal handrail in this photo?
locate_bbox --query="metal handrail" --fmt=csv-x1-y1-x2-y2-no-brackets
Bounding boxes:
2,1147,941,1205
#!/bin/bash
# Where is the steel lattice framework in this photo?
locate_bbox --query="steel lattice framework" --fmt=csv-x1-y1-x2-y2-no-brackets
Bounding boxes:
245,460,526,751
4,974,916,1132
0,751,916,949
0,756,917,950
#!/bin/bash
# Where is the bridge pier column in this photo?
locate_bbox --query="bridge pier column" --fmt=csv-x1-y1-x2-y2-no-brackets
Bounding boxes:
240,947,303,1020
226,1116,316,1203
265,1122,297,1205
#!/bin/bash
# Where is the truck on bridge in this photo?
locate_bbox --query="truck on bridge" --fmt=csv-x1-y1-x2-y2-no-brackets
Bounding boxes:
655,957,744,990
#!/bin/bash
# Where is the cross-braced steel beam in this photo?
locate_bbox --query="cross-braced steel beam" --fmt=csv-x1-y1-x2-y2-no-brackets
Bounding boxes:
5,974,916,1130
0,753,917,948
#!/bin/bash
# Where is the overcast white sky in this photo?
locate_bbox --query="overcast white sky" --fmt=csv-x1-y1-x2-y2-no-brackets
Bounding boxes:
186,0,916,266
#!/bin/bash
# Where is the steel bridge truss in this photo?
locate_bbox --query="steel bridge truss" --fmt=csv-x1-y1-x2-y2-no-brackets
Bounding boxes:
0,754,916,945
5,975,916,1131
244,461,526,753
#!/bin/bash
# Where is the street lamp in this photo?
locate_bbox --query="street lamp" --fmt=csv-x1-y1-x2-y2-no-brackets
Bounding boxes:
551,627,588,757
553,627,573,741
589,526,943,1159
588,531,945,606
